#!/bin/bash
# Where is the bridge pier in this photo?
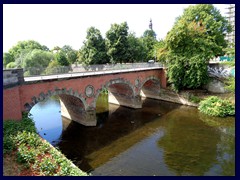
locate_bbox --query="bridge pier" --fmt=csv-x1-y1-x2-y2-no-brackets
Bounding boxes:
59,95,97,126
108,92,142,109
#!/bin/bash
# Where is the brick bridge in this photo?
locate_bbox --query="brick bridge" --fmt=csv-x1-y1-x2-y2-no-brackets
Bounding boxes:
3,67,167,126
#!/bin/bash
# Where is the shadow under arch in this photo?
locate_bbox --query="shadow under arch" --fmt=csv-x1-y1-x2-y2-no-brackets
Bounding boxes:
140,76,161,99
24,88,96,126
93,78,141,109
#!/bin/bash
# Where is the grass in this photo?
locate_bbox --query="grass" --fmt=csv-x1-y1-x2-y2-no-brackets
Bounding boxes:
3,113,88,176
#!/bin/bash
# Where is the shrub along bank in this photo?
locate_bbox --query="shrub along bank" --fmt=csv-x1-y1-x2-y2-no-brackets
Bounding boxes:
3,113,88,176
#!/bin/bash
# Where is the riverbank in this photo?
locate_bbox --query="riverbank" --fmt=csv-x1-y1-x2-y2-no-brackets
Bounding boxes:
3,113,88,176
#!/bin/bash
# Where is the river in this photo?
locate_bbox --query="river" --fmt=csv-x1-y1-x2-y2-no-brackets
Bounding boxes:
29,94,235,176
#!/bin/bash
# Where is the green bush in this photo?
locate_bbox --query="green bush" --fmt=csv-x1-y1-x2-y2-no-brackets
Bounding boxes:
198,96,235,117
3,113,88,176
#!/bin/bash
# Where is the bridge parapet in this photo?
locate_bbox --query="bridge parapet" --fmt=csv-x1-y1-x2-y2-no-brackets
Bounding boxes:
3,69,24,88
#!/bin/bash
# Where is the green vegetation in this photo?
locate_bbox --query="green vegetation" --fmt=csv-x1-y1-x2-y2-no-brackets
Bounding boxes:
79,27,109,65
163,4,232,91
3,113,88,176
188,94,202,103
225,77,235,93
198,96,235,117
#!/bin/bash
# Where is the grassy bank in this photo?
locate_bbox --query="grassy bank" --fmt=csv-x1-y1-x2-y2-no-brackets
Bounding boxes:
3,113,88,176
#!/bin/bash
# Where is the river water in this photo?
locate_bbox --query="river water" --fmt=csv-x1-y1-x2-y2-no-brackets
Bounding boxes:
29,95,235,176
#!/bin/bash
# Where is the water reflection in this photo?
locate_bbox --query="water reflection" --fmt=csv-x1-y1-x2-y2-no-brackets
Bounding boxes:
157,106,219,176
29,97,62,145
29,95,235,176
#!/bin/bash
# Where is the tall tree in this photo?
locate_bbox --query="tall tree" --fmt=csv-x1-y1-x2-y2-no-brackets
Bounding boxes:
165,4,232,91
21,49,53,75
61,45,78,64
105,22,129,63
55,51,69,66
8,40,49,60
127,32,147,62
141,29,157,60
80,27,109,65
3,52,14,68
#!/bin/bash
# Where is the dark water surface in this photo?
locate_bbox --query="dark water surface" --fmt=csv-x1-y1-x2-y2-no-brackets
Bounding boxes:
30,95,235,176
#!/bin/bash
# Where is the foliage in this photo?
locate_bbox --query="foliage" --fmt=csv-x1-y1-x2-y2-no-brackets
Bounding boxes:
8,40,49,60
61,45,78,64
6,62,17,69
223,43,235,57
80,27,109,65
224,77,235,93
55,51,70,66
198,96,235,117
106,22,129,63
165,4,232,91
3,114,88,176
3,52,14,68
17,49,53,75
189,95,202,103
127,32,147,62
154,40,166,62
141,29,157,60
167,55,209,91
3,113,36,154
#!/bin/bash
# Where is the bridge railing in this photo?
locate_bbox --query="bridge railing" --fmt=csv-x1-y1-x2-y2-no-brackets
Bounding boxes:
23,62,164,77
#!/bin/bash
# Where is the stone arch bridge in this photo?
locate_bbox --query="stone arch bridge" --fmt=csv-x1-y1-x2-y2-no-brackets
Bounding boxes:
3,67,166,126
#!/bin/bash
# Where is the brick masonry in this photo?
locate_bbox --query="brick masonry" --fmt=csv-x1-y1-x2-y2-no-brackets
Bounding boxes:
3,69,167,122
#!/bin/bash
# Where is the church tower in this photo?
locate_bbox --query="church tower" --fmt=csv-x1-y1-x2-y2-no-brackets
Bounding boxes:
149,18,153,30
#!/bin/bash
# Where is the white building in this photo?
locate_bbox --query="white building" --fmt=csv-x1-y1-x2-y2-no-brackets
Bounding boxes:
225,4,235,44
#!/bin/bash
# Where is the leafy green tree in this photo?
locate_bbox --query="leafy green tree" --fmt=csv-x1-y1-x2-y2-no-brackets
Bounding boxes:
127,32,147,62
55,51,69,66
106,22,129,63
165,4,232,91
3,52,14,68
154,39,166,61
141,29,157,60
6,62,17,69
22,49,53,75
8,40,49,60
61,45,78,64
80,27,109,65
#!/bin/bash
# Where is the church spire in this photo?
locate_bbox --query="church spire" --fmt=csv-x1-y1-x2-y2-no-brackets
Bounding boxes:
149,18,153,30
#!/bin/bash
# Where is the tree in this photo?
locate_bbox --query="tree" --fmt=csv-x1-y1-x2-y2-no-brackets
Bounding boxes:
3,52,14,68
127,32,147,62
106,22,129,63
164,4,232,91
141,29,157,60
80,27,109,66
22,49,53,75
55,51,69,66
61,45,78,64
8,40,49,60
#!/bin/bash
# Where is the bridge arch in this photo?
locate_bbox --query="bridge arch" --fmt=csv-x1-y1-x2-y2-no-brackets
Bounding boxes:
140,76,161,99
93,78,141,109
24,88,87,112
23,88,96,126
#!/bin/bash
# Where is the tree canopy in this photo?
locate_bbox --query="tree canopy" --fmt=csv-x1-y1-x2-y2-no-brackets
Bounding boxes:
80,27,109,65
106,22,129,63
164,4,232,91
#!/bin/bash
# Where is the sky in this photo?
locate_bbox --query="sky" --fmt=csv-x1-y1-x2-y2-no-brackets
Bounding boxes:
3,4,228,52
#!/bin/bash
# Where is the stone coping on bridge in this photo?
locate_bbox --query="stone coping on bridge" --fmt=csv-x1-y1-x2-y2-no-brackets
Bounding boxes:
24,66,164,82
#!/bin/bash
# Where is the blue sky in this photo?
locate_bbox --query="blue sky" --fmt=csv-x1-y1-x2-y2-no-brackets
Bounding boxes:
3,4,228,52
